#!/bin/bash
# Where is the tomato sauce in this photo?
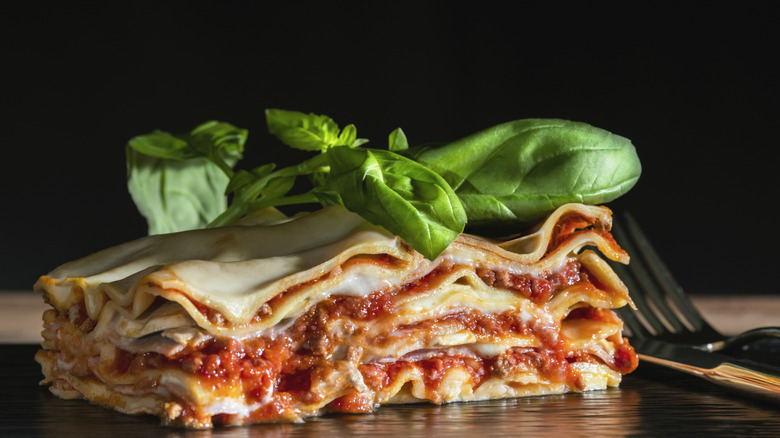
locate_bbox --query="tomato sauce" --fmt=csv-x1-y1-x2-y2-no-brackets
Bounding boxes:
564,305,615,323
546,212,623,257
358,346,574,399
613,341,639,374
326,391,375,413
358,354,492,395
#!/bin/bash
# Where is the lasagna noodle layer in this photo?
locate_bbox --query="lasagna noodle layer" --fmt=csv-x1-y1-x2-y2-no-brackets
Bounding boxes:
35,203,637,428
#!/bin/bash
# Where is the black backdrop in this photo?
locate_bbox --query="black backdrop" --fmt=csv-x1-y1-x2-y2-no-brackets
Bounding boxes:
3,2,778,298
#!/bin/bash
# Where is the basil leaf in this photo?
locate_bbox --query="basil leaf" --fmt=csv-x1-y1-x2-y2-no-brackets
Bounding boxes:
126,121,246,234
126,148,232,234
127,130,195,160
388,128,408,152
338,124,358,147
322,146,466,260
266,108,343,151
188,121,248,173
406,118,641,227
352,138,370,147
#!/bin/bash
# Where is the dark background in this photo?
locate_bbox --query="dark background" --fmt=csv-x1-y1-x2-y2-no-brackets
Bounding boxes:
2,2,778,297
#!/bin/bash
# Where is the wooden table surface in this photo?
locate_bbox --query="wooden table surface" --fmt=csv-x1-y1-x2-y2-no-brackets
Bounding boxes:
3,292,780,436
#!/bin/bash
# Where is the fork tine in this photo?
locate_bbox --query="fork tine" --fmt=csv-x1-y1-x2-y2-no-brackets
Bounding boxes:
610,264,654,338
607,250,657,338
621,212,719,336
610,217,683,336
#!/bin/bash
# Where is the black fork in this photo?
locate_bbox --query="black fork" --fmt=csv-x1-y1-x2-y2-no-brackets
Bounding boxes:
608,212,780,352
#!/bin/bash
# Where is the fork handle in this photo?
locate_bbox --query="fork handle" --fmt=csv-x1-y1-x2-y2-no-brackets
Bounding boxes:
705,326,780,352
706,361,780,402
643,354,780,402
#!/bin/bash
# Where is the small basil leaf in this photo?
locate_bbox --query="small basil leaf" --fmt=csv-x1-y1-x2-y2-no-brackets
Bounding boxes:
266,108,341,151
225,164,278,197
225,165,294,205
353,138,370,147
260,175,296,200
127,130,196,160
338,124,358,147
225,170,254,195
406,118,641,226
227,163,278,196
188,121,248,163
324,146,466,260
388,128,408,152
251,163,277,178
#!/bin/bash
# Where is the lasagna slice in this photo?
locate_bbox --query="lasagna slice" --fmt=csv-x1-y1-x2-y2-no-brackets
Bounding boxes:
35,203,637,428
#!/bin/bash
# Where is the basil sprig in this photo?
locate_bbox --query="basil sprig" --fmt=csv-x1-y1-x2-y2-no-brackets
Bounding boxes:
126,110,640,260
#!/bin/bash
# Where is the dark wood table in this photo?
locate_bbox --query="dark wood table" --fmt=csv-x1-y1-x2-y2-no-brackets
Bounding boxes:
2,343,780,437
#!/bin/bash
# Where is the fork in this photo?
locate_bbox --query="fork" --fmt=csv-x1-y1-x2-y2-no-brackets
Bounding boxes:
608,212,780,354
607,212,780,401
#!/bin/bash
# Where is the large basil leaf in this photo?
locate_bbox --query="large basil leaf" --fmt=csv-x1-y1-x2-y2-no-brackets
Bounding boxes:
405,119,641,227
321,146,467,260
126,148,233,234
126,121,246,234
